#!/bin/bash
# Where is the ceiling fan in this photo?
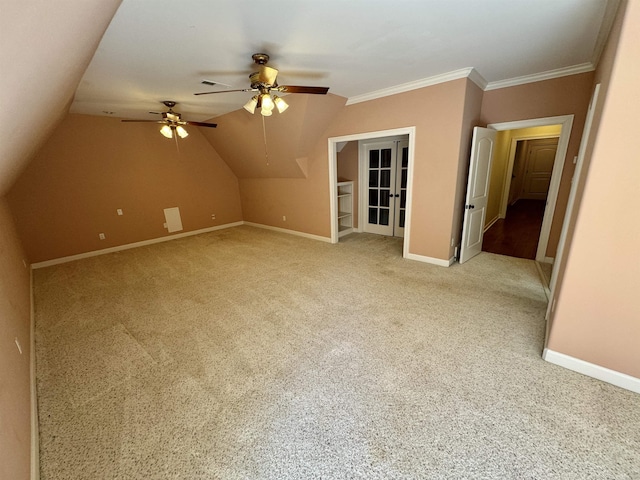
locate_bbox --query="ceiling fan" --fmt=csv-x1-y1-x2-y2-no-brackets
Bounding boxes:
121,101,217,139
194,53,329,116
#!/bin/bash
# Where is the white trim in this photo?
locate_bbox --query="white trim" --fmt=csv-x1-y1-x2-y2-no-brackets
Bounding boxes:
30,267,39,480
243,222,331,243
344,59,602,106
405,252,455,267
534,261,551,300
483,216,499,233
488,115,573,263
467,68,488,91
543,349,640,394
346,68,476,105
485,63,595,91
543,256,555,264
31,222,244,268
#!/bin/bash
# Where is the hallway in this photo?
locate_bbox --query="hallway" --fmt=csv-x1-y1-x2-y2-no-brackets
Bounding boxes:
482,200,546,260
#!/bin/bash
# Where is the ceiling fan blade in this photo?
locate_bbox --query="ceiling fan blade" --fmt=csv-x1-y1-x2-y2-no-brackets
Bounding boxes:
194,88,255,96
121,119,167,123
185,121,217,128
258,65,278,85
277,85,329,95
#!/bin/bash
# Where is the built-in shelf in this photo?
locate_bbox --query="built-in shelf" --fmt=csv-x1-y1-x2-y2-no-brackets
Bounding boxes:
337,181,354,238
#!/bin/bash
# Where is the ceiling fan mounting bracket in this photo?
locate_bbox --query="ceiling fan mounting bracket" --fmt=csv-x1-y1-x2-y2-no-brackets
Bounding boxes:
161,100,177,110
252,53,270,65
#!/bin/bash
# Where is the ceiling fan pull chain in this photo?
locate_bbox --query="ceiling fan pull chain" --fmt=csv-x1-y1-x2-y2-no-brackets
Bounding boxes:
262,115,269,166
174,131,180,154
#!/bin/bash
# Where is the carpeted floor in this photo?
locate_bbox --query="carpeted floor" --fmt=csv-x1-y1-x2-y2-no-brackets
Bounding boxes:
34,226,640,479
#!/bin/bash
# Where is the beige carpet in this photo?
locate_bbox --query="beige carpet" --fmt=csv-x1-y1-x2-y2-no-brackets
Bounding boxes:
34,226,640,479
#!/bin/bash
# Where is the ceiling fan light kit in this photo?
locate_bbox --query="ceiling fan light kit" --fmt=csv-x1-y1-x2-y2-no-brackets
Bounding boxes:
121,100,217,139
195,53,329,116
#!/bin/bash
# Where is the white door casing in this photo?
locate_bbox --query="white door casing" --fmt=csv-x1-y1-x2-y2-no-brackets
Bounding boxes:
459,127,496,264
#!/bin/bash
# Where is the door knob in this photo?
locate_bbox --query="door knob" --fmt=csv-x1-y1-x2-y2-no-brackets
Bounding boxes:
465,204,475,209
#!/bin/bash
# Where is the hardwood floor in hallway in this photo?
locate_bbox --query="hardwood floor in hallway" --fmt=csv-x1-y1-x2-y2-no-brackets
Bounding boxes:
482,199,546,260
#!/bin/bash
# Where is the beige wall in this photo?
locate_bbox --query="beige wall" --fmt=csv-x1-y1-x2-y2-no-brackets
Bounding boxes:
0,1,122,196
7,114,243,263
452,80,484,254
330,79,472,260
0,2,123,477
547,1,640,377
237,79,472,260
481,73,594,258
337,141,359,229
201,94,346,179
0,198,32,480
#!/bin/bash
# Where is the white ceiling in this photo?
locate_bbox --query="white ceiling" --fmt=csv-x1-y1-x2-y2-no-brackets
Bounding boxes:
70,0,617,122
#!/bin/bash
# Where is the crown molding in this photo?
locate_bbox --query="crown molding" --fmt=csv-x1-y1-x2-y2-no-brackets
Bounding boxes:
484,63,596,91
345,61,597,105
346,68,475,105
467,68,488,90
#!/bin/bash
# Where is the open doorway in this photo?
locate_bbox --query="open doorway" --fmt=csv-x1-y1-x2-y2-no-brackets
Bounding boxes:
327,127,416,258
483,130,561,260
484,116,573,264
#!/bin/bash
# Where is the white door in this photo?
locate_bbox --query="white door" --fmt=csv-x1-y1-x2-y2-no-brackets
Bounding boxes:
459,127,496,264
363,139,407,237
522,138,558,200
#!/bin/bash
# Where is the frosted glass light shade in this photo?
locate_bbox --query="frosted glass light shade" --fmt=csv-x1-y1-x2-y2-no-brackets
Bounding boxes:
260,94,274,111
274,96,289,113
243,96,258,114
176,126,189,138
260,107,273,116
160,125,173,138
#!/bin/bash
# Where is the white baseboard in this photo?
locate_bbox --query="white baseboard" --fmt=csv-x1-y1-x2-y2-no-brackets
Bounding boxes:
243,222,332,243
483,216,499,232
31,222,244,268
404,252,454,267
543,348,640,394
30,268,39,480
543,256,555,264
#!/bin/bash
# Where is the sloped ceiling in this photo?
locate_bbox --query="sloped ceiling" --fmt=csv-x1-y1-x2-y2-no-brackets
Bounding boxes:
69,0,619,122
200,94,346,178
0,1,122,196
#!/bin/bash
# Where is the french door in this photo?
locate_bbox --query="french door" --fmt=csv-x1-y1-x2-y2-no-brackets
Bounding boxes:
362,139,408,237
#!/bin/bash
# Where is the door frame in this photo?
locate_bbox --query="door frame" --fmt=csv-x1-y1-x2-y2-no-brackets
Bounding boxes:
327,127,416,258
488,115,573,263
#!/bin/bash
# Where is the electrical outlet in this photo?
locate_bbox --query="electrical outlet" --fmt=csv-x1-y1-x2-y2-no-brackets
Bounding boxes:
117,209,123,216
211,214,216,220
99,233,106,240
282,215,286,221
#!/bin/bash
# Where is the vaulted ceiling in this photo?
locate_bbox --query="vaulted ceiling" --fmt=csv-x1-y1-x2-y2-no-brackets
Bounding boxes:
71,0,619,123
1,1,620,194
